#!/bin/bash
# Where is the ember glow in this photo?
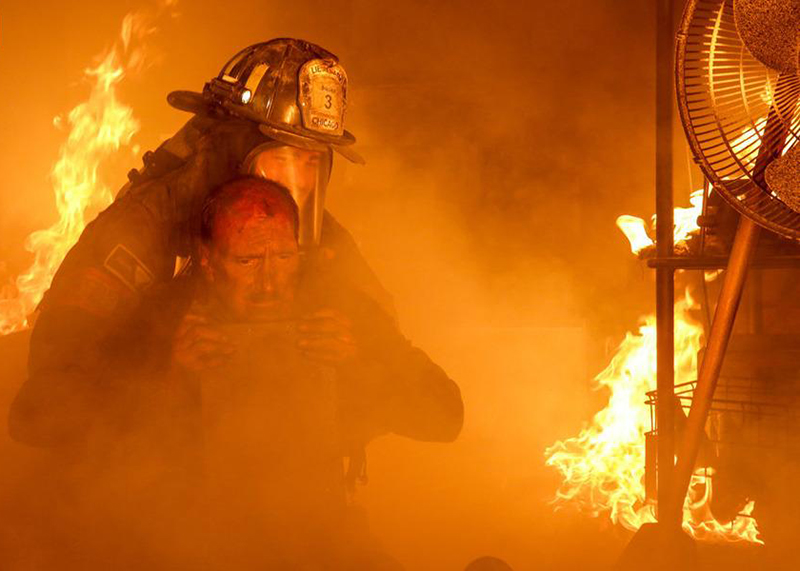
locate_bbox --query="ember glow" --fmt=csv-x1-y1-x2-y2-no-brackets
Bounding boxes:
0,6,173,335
545,196,762,544
616,188,704,255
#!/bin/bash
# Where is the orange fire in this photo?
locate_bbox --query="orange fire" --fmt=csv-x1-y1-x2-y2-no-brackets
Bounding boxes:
546,197,762,544
616,188,704,256
0,4,175,335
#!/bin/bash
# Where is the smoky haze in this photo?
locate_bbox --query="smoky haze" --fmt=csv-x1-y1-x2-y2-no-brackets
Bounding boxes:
0,1,694,569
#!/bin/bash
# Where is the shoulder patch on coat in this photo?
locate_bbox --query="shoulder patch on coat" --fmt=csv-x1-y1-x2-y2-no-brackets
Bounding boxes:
46,267,132,318
104,244,155,292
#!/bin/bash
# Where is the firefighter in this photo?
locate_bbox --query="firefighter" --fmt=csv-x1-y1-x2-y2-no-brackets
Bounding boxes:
9,177,463,570
10,38,394,447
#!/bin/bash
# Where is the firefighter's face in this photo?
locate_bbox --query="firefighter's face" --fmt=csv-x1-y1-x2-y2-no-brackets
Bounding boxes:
248,145,324,207
203,205,300,322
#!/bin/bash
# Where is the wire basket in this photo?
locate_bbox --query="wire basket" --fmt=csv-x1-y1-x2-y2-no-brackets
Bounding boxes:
647,376,800,452
644,372,800,530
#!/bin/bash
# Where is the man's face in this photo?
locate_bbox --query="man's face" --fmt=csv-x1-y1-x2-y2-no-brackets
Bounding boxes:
203,204,300,322
248,145,324,208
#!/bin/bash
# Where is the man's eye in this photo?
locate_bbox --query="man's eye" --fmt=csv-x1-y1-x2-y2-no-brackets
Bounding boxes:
276,253,295,261
237,258,258,266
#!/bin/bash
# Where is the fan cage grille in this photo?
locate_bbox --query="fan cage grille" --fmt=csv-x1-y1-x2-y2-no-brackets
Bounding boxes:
677,0,800,240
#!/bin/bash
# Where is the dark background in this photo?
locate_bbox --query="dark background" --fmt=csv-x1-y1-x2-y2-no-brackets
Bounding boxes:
0,1,698,568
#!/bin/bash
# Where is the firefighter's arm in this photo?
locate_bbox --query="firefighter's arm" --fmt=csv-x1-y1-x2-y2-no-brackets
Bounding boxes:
336,298,464,444
9,307,121,447
8,116,269,447
8,184,174,447
371,339,464,443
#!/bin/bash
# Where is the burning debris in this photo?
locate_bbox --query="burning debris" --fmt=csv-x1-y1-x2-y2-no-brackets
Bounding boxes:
616,188,705,258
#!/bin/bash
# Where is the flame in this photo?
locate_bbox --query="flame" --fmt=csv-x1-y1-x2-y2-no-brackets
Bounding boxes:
0,4,175,335
546,189,762,544
729,115,798,177
615,216,652,255
616,188,704,255
685,469,760,543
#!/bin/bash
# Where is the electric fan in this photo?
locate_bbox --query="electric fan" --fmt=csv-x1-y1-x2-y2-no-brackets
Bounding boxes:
677,0,799,231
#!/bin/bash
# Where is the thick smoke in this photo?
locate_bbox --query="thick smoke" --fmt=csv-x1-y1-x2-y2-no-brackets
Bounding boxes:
0,1,695,569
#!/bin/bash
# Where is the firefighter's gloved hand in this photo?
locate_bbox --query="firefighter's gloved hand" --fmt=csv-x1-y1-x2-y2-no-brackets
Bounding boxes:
298,308,358,365
171,313,237,373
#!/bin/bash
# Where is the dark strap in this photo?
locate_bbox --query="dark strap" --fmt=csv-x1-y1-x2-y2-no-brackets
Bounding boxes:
127,147,186,187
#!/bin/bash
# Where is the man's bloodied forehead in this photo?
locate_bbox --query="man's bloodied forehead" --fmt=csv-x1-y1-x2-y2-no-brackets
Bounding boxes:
202,177,299,245
214,203,296,252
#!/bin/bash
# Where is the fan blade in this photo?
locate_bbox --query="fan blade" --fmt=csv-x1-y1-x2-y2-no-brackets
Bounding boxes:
752,72,798,187
767,144,800,208
733,0,799,73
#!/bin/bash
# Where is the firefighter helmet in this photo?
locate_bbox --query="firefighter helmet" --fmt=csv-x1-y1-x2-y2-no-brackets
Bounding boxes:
168,38,363,164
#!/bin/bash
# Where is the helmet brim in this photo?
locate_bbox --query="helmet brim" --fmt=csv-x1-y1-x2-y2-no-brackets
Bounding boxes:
167,90,366,165
167,90,213,115
257,124,365,165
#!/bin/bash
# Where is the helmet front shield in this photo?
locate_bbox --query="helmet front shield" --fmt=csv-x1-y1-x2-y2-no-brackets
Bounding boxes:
244,144,331,248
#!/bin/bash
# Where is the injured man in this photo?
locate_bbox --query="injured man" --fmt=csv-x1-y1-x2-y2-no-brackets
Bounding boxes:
9,176,463,570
